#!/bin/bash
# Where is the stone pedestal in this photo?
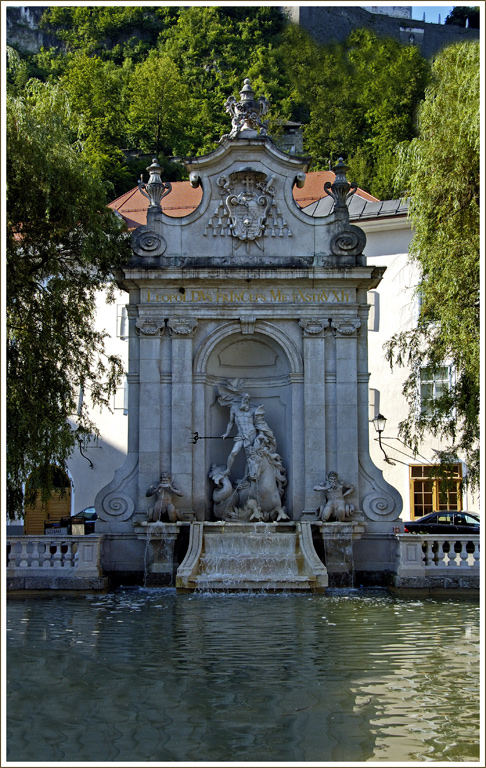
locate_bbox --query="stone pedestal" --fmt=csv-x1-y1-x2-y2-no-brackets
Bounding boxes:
318,521,366,587
133,522,179,586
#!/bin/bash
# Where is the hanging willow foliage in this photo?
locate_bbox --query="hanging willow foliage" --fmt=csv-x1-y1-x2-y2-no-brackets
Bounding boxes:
386,42,480,488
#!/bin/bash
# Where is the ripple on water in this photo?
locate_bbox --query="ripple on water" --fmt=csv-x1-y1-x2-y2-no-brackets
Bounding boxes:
7,588,480,763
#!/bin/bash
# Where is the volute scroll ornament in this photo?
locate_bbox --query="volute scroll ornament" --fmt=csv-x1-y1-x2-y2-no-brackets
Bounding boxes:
330,226,366,258
131,228,167,260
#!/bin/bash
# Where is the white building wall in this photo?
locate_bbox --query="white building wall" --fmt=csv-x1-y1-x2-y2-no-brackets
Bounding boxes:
67,290,129,515
363,219,477,515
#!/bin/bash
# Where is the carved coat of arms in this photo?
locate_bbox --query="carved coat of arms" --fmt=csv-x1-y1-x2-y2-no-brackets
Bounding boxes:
221,171,274,242
203,169,292,249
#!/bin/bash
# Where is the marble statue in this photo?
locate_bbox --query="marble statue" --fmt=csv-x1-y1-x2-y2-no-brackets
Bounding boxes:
314,472,355,522
210,380,289,522
145,473,183,523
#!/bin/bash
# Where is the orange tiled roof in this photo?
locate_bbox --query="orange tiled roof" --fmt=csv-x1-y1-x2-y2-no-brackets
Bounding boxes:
109,171,378,230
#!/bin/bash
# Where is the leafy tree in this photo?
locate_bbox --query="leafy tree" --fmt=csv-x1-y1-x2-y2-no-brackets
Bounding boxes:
59,52,132,194
39,5,177,64
445,6,480,28
281,26,429,198
386,42,480,486
7,81,131,518
126,52,191,157
158,6,290,154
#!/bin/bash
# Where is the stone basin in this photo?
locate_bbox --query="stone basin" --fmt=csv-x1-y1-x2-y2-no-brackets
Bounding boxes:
175,521,328,592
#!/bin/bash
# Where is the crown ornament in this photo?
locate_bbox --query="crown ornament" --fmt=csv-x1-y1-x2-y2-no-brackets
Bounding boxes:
223,78,269,140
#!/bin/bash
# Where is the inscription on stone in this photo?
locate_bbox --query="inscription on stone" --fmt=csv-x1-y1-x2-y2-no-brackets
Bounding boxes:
143,287,352,305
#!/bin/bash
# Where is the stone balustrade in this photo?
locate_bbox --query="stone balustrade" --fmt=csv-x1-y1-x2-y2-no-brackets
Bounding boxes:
394,533,480,590
7,535,107,591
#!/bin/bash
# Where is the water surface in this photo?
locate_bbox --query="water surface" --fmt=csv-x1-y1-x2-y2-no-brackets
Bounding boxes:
7,588,480,763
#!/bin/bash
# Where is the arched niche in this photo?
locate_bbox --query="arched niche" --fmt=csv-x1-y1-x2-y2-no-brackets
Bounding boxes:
196,329,296,518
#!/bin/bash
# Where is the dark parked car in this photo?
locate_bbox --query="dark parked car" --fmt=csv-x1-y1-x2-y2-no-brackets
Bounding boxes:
404,511,479,535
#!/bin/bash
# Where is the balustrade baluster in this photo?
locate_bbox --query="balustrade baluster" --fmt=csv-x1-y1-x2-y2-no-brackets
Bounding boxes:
459,541,469,568
30,541,41,568
65,541,75,568
60,541,69,568
422,539,430,566
19,541,29,568
441,540,451,566
453,540,462,566
51,542,62,568
472,542,480,568
40,541,51,567
431,540,440,567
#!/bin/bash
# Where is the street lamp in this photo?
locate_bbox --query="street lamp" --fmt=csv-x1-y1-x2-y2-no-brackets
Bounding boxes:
372,413,395,465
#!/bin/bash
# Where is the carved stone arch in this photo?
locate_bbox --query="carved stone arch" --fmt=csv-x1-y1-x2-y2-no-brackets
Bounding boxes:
193,320,303,377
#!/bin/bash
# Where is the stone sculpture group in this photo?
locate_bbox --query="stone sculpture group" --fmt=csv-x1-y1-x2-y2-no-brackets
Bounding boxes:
209,380,288,522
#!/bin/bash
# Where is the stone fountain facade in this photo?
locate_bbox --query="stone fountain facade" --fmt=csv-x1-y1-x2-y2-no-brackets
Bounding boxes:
95,79,402,590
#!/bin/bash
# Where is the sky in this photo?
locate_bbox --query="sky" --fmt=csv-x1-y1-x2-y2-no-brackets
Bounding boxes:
410,5,455,24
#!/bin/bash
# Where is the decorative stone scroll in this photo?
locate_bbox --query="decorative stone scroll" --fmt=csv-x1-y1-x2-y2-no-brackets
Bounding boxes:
95,454,138,524
299,318,327,337
330,225,366,258
131,228,167,260
167,318,198,337
136,317,165,336
332,317,361,336
362,491,397,521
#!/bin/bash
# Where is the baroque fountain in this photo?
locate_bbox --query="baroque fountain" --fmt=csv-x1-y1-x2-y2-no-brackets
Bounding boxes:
94,78,402,591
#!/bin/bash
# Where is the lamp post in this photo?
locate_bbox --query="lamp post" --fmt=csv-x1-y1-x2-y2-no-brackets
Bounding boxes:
372,413,396,465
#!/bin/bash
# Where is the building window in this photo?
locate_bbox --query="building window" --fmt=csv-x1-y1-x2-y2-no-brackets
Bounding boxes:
420,365,451,416
367,291,379,332
113,376,128,415
117,305,128,339
409,463,462,519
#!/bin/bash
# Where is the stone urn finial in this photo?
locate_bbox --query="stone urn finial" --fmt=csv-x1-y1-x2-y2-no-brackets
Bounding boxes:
223,77,269,140
138,157,172,211
324,157,358,220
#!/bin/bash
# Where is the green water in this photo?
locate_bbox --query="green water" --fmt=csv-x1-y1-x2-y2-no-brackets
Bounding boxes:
7,588,480,763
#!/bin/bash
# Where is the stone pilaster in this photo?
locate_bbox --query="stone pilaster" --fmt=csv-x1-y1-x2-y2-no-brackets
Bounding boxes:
126,306,139,455
136,316,165,511
299,319,327,514
332,317,361,508
168,318,198,517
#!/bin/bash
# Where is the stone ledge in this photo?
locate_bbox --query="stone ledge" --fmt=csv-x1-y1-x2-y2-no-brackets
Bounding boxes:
7,575,108,591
